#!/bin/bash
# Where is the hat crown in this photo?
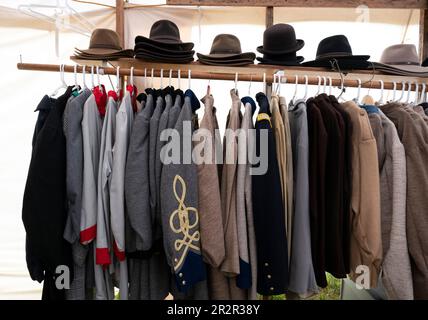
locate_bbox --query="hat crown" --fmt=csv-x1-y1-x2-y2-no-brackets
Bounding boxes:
263,23,297,50
315,35,352,59
210,34,242,54
149,20,181,42
89,29,122,50
380,44,419,65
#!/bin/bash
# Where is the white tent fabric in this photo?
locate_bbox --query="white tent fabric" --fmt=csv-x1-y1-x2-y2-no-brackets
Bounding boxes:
0,2,421,299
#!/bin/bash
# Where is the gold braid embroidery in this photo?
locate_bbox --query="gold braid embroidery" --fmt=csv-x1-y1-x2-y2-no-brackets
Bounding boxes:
169,174,201,271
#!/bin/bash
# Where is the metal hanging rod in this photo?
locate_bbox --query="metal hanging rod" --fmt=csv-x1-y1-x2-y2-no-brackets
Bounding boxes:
17,62,428,91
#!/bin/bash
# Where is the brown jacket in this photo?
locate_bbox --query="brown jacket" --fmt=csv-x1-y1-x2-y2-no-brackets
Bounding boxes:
279,96,294,261
342,101,382,288
380,102,428,299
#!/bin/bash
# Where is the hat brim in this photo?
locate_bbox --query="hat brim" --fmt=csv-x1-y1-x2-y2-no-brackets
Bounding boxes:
373,62,428,74
75,47,133,56
256,55,304,66
134,42,194,55
135,48,194,59
197,52,256,61
135,52,194,63
135,35,194,51
198,59,255,66
301,57,371,69
256,39,304,55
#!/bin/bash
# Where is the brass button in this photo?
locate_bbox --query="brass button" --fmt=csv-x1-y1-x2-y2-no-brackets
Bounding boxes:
267,274,272,279
179,273,183,278
264,262,269,267
182,280,186,285
270,287,274,291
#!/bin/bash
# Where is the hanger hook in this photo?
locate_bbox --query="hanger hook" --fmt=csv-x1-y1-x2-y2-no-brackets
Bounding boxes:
160,68,164,90
90,66,94,88
234,72,238,94
248,74,253,96
130,66,134,87
378,80,384,104
292,75,299,102
392,81,397,102
303,75,309,100
82,65,87,89
188,69,191,90
406,81,412,103
398,81,405,102
322,76,327,94
316,76,321,96
116,66,120,92
169,69,172,87
414,82,419,104
263,73,266,94
144,68,147,89
96,66,101,89
277,73,282,95
328,76,332,95
420,83,426,104
178,69,181,90
74,65,78,88
354,78,361,103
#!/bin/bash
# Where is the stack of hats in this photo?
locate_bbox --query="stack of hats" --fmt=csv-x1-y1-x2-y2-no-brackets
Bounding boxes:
197,34,255,66
134,20,195,63
372,44,428,77
73,29,133,60
302,35,371,70
257,24,305,66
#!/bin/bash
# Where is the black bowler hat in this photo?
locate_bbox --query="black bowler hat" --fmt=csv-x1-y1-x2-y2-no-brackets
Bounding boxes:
135,20,194,52
257,23,304,55
302,35,370,69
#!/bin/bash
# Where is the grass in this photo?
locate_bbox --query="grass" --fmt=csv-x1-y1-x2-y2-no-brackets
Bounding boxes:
259,273,342,300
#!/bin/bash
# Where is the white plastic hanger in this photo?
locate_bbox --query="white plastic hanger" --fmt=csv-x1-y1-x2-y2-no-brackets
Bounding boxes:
327,77,333,95
188,69,192,90
322,76,327,94
263,73,266,94
160,69,164,90
405,81,412,104
169,69,173,88
248,74,253,96
391,81,397,102
116,66,121,93
353,78,361,104
419,83,426,104
72,64,79,91
378,80,384,105
302,75,309,100
291,75,299,103
90,66,95,89
96,66,101,90
178,69,181,90
143,68,147,89
151,68,154,89
130,67,134,88
315,76,322,96
82,65,87,90
234,72,238,94
51,64,67,97
397,81,406,102
413,83,419,104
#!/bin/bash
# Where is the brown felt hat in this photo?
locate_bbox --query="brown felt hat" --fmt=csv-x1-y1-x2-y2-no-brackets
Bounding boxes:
75,28,132,58
197,34,256,61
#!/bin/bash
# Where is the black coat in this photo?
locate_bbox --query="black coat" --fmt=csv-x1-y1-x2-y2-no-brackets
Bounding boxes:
252,93,288,295
306,98,328,288
314,94,347,278
22,87,73,300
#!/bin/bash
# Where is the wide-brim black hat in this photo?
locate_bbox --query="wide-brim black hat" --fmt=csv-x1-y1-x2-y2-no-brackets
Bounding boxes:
135,35,194,52
257,39,304,55
197,52,255,61
198,58,255,66
135,51,194,63
302,35,370,69
135,48,194,60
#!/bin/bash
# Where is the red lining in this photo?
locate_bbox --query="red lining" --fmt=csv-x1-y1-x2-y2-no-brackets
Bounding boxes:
113,241,126,261
96,248,111,266
80,225,96,244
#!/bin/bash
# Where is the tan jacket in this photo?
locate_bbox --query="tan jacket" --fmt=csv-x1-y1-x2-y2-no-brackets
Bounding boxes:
196,94,226,268
271,95,288,240
342,101,382,288
279,96,294,260
220,89,241,276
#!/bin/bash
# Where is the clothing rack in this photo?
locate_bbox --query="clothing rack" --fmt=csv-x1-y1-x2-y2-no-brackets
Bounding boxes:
16,59,428,91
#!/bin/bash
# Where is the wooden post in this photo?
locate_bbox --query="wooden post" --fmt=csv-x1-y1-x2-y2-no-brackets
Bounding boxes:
265,6,274,97
420,9,428,64
116,0,126,88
